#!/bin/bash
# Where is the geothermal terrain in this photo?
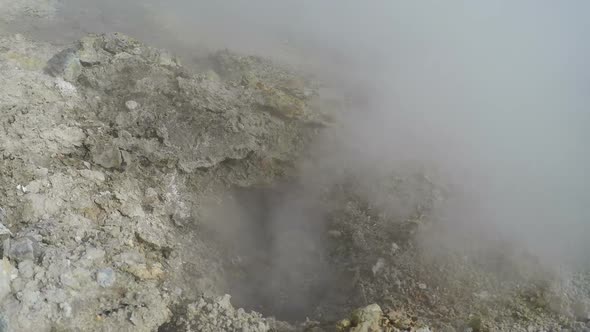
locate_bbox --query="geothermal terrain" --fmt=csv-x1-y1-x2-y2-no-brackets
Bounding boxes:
0,1,588,331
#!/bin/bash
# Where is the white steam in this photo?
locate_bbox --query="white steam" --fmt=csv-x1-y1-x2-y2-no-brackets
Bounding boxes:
20,0,590,273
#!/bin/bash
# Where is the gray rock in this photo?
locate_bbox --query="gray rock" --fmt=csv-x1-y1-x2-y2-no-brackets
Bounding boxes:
91,143,122,169
60,302,72,318
17,260,34,279
371,258,385,276
350,303,383,332
96,268,116,287
44,47,81,82
125,100,139,110
8,237,38,263
33,167,49,179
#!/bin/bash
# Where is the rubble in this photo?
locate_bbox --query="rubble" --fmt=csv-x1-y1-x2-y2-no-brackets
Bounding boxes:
160,295,275,332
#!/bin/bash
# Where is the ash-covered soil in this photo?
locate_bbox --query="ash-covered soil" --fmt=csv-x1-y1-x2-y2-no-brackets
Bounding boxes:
0,2,589,332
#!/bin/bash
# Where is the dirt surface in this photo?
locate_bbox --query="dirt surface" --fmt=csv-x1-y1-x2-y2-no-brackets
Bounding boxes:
0,2,589,332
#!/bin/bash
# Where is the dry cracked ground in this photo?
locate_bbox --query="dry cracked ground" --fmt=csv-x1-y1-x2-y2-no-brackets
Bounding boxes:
0,2,590,332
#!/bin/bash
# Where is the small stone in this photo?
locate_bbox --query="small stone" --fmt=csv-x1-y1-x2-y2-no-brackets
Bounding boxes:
11,277,24,293
8,238,37,263
79,170,106,182
418,283,427,290
371,258,386,276
351,303,382,326
34,168,49,179
84,247,106,260
96,268,115,287
144,188,159,205
17,260,34,279
391,242,400,253
91,143,122,169
215,294,233,311
337,319,351,329
60,302,72,317
125,100,139,110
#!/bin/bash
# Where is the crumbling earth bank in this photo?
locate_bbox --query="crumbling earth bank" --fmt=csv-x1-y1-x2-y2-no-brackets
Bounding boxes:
0,32,325,331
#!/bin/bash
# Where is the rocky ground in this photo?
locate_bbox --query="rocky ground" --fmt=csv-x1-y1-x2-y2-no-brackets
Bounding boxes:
0,2,589,332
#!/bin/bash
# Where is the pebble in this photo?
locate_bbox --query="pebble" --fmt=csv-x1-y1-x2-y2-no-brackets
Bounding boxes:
60,302,72,317
96,268,116,287
371,258,386,276
125,100,139,110
34,167,49,179
418,283,427,290
15,184,27,193
84,248,106,262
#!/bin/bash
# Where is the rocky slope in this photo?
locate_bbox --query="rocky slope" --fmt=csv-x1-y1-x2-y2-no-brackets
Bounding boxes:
0,9,589,332
0,31,326,331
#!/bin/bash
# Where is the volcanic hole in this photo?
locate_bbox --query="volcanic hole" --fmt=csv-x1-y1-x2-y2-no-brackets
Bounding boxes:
204,184,357,322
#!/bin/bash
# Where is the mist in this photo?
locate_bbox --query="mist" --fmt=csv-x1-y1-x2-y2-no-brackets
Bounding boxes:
20,0,590,297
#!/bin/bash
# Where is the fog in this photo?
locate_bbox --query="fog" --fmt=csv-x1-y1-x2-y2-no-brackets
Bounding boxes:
20,0,589,286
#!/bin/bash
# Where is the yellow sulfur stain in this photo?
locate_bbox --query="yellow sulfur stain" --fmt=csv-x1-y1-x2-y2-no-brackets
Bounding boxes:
4,51,45,71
